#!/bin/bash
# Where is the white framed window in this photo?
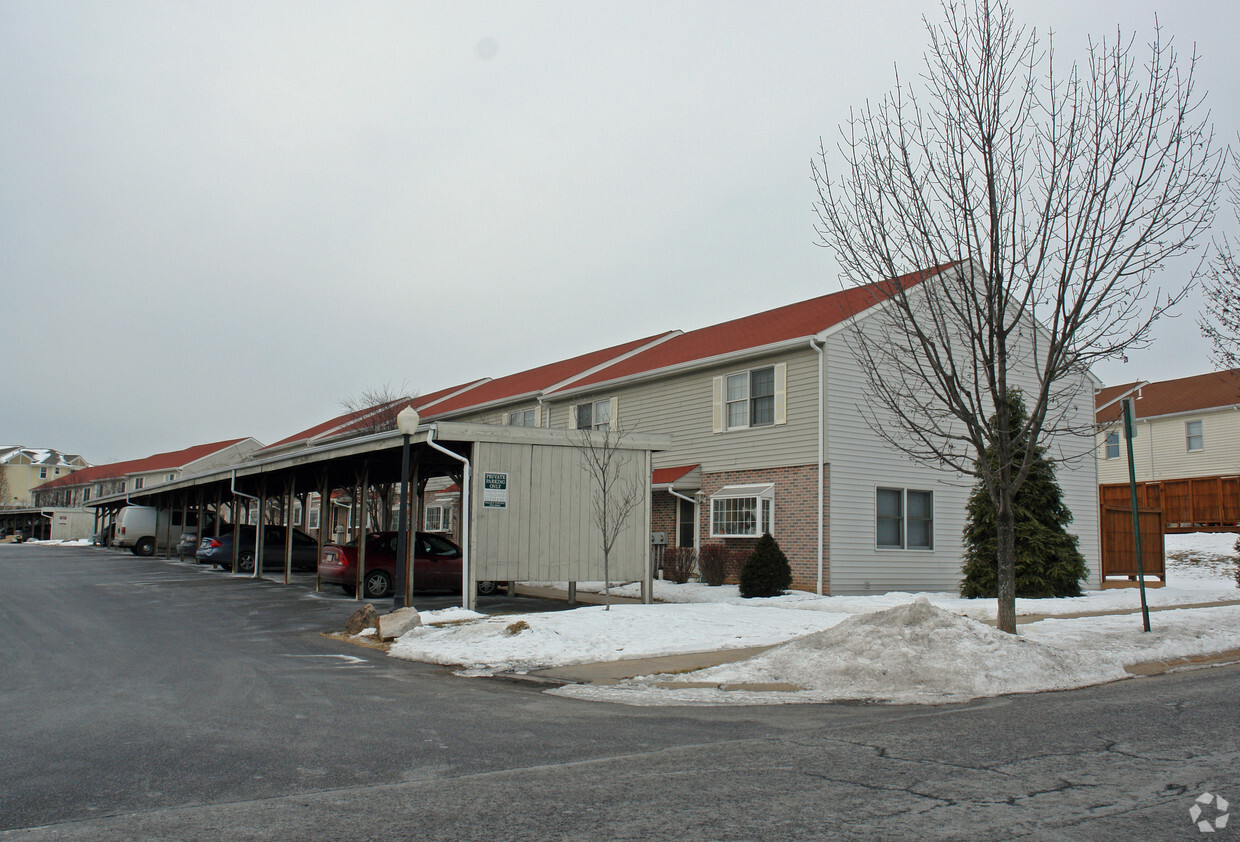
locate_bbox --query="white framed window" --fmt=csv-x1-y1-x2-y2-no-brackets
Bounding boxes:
39,467,47,479
725,367,775,428
1104,431,1120,459
292,500,303,526
307,494,321,530
1186,420,1204,451
424,504,452,532
134,477,144,490
167,473,175,482
507,408,536,427
572,398,616,431
712,363,786,432
876,488,934,550
709,484,774,538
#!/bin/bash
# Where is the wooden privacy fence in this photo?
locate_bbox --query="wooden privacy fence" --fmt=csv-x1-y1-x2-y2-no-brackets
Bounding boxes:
1099,505,1166,581
1100,476,1240,532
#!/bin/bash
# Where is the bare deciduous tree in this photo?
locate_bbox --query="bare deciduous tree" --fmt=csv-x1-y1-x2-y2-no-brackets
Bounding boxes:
1200,155,1240,371
576,424,645,610
339,383,417,530
812,0,1221,633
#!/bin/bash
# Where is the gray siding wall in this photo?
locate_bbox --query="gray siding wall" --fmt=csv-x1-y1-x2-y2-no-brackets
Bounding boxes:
825,315,1100,595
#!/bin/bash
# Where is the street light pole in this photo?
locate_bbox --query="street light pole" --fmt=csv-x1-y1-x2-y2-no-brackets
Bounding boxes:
394,406,420,610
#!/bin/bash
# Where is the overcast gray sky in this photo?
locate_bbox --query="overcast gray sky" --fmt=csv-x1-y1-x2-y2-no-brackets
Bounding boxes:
3,1,1236,463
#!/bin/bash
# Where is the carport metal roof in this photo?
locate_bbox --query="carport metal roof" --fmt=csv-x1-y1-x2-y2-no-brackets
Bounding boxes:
85,421,669,508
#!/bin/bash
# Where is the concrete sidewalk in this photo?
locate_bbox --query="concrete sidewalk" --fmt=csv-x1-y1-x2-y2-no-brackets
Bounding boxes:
523,597,1240,688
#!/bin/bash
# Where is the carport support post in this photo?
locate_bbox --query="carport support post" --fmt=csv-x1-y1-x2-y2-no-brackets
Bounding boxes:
315,474,330,593
177,497,188,559
354,466,369,599
194,489,205,559
283,478,295,586
1122,398,1152,632
641,448,653,604
254,477,266,580
162,498,175,559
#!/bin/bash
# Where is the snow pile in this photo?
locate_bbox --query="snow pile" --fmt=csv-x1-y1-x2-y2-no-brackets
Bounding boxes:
388,602,849,675
555,598,1116,706
419,607,486,625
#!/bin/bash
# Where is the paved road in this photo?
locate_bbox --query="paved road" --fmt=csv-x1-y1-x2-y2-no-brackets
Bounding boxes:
2,544,1237,840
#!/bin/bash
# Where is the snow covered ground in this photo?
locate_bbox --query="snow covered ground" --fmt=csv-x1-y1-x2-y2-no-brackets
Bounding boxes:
390,532,1240,706
23,532,1240,705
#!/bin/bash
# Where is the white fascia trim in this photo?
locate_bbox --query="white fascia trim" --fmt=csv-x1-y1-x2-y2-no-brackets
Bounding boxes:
428,390,544,421
179,437,262,472
415,378,493,413
1098,404,1240,427
1094,383,1150,416
542,330,684,395
813,265,960,343
545,337,813,400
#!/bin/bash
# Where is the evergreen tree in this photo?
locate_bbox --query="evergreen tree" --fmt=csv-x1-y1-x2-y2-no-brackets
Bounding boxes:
740,533,793,598
960,390,1088,598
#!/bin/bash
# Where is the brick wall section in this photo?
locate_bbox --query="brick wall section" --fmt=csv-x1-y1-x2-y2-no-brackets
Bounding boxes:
698,464,830,593
652,493,677,543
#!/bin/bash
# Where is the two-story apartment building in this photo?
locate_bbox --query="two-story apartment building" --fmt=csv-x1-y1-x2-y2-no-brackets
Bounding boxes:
32,438,263,510
0,447,90,507
1096,370,1240,484
244,265,1099,595
392,265,1101,595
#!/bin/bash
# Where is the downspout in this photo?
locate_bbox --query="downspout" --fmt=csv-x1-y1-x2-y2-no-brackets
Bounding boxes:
811,337,826,595
425,425,473,611
231,470,261,578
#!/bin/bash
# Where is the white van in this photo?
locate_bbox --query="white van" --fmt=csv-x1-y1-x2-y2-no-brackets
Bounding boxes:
114,506,216,556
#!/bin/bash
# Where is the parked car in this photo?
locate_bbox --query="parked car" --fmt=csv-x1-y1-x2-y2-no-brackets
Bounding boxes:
114,505,218,556
196,524,320,572
318,531,501,598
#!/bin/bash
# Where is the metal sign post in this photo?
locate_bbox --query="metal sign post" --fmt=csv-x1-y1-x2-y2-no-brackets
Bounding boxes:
1122,397,1152,632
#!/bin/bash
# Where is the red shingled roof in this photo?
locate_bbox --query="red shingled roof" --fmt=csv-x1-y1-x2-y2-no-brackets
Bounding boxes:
652,465,699,485
258,380,488,452
423,333,677,418
1096,370,1240,424
563,264,956,391
33,438,250,490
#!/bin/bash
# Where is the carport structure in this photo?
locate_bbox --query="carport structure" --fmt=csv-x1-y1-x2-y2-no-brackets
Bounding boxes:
88,422,667,610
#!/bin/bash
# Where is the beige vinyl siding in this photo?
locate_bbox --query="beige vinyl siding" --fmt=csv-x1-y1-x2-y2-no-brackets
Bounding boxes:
826,313,1099,595
469,439,649,584
1097,408,1240,484
547,349,821,474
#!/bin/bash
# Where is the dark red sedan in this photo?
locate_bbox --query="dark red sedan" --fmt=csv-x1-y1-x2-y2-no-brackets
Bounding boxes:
318,531,500,599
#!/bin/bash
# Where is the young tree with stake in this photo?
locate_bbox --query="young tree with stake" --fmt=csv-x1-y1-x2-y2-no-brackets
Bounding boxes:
576,424,644,610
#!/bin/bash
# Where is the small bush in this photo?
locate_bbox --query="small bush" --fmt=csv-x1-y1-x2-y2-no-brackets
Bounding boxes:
698,543,741,586
739,533,793,598
662,546,696,584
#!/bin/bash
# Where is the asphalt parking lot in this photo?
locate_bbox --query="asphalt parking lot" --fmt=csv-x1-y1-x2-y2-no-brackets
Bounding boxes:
4,543,1239,841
